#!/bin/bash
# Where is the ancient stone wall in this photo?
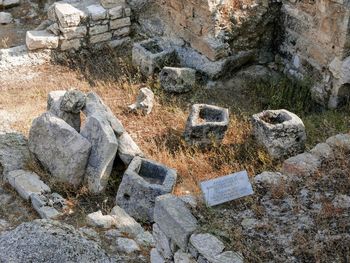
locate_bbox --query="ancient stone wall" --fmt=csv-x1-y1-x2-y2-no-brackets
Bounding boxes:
150,0,281,63
280,0,350,107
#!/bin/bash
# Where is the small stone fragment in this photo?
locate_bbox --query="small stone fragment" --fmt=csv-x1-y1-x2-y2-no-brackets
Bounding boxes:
128,87,154,115
86,211,115,229
60,89,86,114
6,170,51,200
116,237,140,254
0,12,13,24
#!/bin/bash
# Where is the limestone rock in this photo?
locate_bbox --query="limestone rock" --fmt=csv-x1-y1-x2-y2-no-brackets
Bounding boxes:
110,205,154,246
0,12,13,24
150,248,166,263
60,89,86,114
0,0,20,8
31,192,67,220
100,0,126,9
332,194,350,209
254,172,287,188
86,211,116,229
128,87,154,115
81,115,118,193
55,3,83,28
0,132,31,177
87,4,107,21
116,237,140,254
310,143,334,161
252,109,306,159
326,133,350,152
6,170,51,200
282,152,322,177
0,220,113,262
47,90,81,132
189,233,225,260
117,132,144,165
154,194,198,250
28,112,91,187
83,92,125,136
116,157,177,222
160,67,196,93
26,31,59,51
174,251,196,263
152,223,173,259
184,104,229,147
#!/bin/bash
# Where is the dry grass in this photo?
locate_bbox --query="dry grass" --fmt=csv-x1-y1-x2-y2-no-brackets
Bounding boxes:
0,49,277,199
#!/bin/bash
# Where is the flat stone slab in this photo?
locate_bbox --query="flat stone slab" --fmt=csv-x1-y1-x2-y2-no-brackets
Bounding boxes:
6,170,51,200
200,170,254,206
154,194,198,250
81,115,118,193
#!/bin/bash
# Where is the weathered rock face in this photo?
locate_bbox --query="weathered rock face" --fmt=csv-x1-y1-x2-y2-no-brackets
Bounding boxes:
0,0,20,9
81,115,119,193
116,157,177,222
28,112,91,187
0,132,31,178
0,220,113,263
60,89,86,114
252,109,306,159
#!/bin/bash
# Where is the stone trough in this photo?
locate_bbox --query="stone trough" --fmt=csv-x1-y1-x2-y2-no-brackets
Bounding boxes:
132,38,177,76
184,104,229,147
116,156,177,222
252,109,306,159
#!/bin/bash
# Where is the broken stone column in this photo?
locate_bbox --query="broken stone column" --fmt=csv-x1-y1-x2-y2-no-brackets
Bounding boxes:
80,115,119,193
132,38,177,76
28,112,91,187
184,104,229,147
128,87,154,115
252,109,306,159
160,67,196,93
116,157,177,222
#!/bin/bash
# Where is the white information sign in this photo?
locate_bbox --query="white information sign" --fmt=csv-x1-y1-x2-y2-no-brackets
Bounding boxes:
200,170,254,206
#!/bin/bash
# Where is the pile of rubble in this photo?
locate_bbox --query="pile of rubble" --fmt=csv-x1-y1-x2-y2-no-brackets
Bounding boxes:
26,0,131,51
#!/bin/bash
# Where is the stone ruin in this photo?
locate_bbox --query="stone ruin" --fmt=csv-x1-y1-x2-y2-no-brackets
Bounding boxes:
2,0,350,106
26,0,132,51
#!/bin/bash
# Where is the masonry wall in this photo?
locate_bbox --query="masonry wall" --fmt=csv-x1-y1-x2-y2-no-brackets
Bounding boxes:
280,0,350,107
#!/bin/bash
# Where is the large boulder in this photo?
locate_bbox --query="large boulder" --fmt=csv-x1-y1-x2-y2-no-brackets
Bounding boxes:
28,112,91,187
81,115,119,193
0,132,31,178
0,220,113,263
